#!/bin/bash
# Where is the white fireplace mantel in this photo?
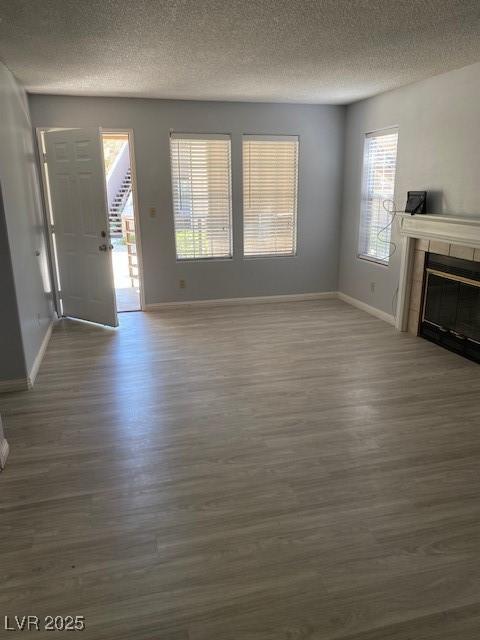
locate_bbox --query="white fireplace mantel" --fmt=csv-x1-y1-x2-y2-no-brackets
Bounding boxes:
396,213,480,331
398,212,480,248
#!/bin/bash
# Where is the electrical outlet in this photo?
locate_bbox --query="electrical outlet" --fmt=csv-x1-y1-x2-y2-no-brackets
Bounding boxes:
149,207,156,218
179,279,186,289
370,282,376,294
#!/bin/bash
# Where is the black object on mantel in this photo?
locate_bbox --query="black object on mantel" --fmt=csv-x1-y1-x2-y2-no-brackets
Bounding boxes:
405,191,427,215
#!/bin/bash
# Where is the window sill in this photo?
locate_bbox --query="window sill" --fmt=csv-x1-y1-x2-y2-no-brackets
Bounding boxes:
244,253,297,260
176,256,233,263
357,254,390,267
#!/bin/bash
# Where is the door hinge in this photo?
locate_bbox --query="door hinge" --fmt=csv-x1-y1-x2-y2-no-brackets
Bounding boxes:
42,152,47,163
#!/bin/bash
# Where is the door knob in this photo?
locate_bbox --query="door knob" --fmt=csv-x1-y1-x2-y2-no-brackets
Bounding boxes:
99,244,107,251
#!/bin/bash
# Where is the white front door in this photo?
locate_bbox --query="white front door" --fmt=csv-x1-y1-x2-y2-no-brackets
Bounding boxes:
45,128,118,327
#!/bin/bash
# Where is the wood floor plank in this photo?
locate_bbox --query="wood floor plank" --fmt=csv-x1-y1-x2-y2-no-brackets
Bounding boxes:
0,299,479,639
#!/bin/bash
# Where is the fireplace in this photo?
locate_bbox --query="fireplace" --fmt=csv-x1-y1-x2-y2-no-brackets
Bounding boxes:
420,252,480,362
395,212,480,362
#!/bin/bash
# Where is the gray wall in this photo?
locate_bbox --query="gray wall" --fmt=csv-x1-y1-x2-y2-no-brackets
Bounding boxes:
339,61,480,317
29,96,345,304
0,63,53,380
0,183,25,381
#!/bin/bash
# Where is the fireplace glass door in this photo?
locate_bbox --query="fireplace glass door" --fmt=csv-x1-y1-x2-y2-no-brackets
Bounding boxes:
423,272,480,342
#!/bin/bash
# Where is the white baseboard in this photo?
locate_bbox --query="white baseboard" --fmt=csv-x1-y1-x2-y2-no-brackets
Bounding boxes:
27,320,54,388
337,292,396,326
145,291,338,311
0,438,9,470
0,378,29,393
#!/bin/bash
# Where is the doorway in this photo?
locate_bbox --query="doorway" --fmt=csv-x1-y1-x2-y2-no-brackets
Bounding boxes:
39,127,118,327
101,131,142,312
37,126,144,325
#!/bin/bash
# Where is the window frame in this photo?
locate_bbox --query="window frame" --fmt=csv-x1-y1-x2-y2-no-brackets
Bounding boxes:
242,134,299,259
357,126,399,267
169,132,233,262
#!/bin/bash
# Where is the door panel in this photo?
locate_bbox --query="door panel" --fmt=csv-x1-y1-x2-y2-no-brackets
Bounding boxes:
45,128,118,327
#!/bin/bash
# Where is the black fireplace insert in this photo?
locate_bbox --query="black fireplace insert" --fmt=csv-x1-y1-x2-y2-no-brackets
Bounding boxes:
420,252,480,363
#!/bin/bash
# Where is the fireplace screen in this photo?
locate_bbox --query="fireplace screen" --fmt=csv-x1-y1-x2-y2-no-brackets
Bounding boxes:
421,253,480,362
424,272,480,342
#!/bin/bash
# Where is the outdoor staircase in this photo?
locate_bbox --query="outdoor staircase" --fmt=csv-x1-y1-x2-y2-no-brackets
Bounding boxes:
109,169,132,236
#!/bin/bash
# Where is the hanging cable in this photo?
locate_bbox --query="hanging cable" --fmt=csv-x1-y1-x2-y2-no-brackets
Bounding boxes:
377,198,404,318
377,198,399,260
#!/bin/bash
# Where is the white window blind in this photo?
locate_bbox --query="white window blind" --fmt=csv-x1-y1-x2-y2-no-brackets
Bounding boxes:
170,134,232,260
358,128,398,264
243,136,298,257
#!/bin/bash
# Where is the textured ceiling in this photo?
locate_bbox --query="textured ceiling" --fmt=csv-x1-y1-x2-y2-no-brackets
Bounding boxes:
1,0,480,104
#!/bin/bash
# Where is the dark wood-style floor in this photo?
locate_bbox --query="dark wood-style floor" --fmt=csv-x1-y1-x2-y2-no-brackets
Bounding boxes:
1,299,480,639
